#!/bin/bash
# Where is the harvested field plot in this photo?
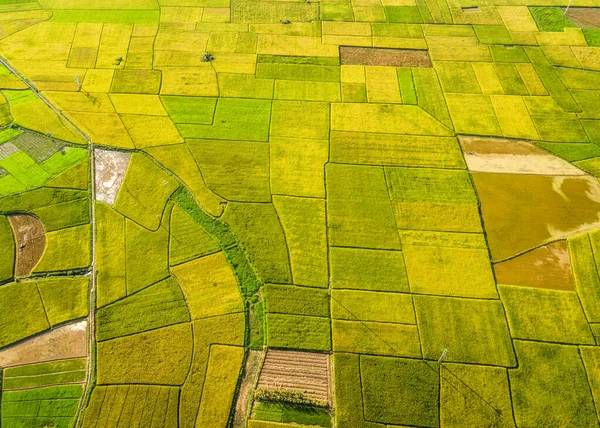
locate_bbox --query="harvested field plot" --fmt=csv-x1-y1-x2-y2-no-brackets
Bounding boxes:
257,350,330,404
2,1,600,427
340,46,432,67
7,213,45,277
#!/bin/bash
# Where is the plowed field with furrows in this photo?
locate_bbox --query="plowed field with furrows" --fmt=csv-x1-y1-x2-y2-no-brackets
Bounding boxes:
257,350,330,402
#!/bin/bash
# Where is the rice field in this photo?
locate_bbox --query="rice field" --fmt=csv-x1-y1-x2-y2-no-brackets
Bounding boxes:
0,1,600,427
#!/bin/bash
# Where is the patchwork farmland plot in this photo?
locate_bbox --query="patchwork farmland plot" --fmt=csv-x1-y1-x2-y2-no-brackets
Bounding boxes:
1,1,600,427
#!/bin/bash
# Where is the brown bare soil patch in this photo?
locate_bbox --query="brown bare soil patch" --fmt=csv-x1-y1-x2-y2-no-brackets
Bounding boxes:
472,172,600,261
257,350,330,403
494,240,574,291
565,7,600,29
233,350,265,428
94,149,131,206
460,136,586,176
340,47,432,67
0,320,87,368
8,214,46,278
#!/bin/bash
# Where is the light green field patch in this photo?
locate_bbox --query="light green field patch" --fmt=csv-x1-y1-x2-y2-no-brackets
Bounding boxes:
386,167,482,233
125,217,169,295
330,247,409,292
331,103,454,136
580,346,600,413
31,198,89,232
169,205,220,266
397,67,417,104
257,63,340,82
188,139,270,203
332,319,420,357
331,289,415,324
525,46,580,113
37,276,89,326
0,281,49,348
510,341,599,427
178,98,271,142
493,63,528,95
569,234,600,323
266,313,331,351
474,25,512,44
160,96,216,124
499,285,594,344
41,147,88,176
222,202,291,284
272,196,328,287
95,202,126,308
113,153,178,230
218,74,274,99
535,142,600,162
531,116,588,143
0,151,50,189
415,295,516,366
270,100,329,140
330,131,465,168
361,356,438,426
490,44,529,63
435,61,481,94
441,363,515,428
403,244,496,298
274,79,341,102
96,276,190,341
265,283,329,317
270,137,327,198
446,94,501,136
33,224,90,273
0,215,14,282
327,163,401,250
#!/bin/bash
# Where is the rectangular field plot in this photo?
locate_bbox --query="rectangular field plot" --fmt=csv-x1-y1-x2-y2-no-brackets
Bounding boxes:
266,313,331,351
510,341,599,427
81,384,178,428
330,131,465,169
331,289,415,324
386,166,482,233
326,163,401,249
360,355,439,427
2,384,84,428
265,284,329,317
414,296,516,367
330,247,409,292
272,196,328,287
257,349,331,404
332,319,421,357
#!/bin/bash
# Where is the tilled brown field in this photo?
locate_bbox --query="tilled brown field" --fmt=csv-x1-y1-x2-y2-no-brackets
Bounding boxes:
257,350,330,403
8,213,46,277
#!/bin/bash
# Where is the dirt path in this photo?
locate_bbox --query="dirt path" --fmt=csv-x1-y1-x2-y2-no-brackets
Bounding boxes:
233,350,266,428
0,56,98,428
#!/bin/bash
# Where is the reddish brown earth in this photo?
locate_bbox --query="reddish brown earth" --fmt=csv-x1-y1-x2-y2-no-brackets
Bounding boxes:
340,47,432,67
494,240,574,291
257,350,330,403
0,320,88,368
8,213,46,277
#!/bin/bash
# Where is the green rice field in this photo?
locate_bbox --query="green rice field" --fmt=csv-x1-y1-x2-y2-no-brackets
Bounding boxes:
0,0,600,427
